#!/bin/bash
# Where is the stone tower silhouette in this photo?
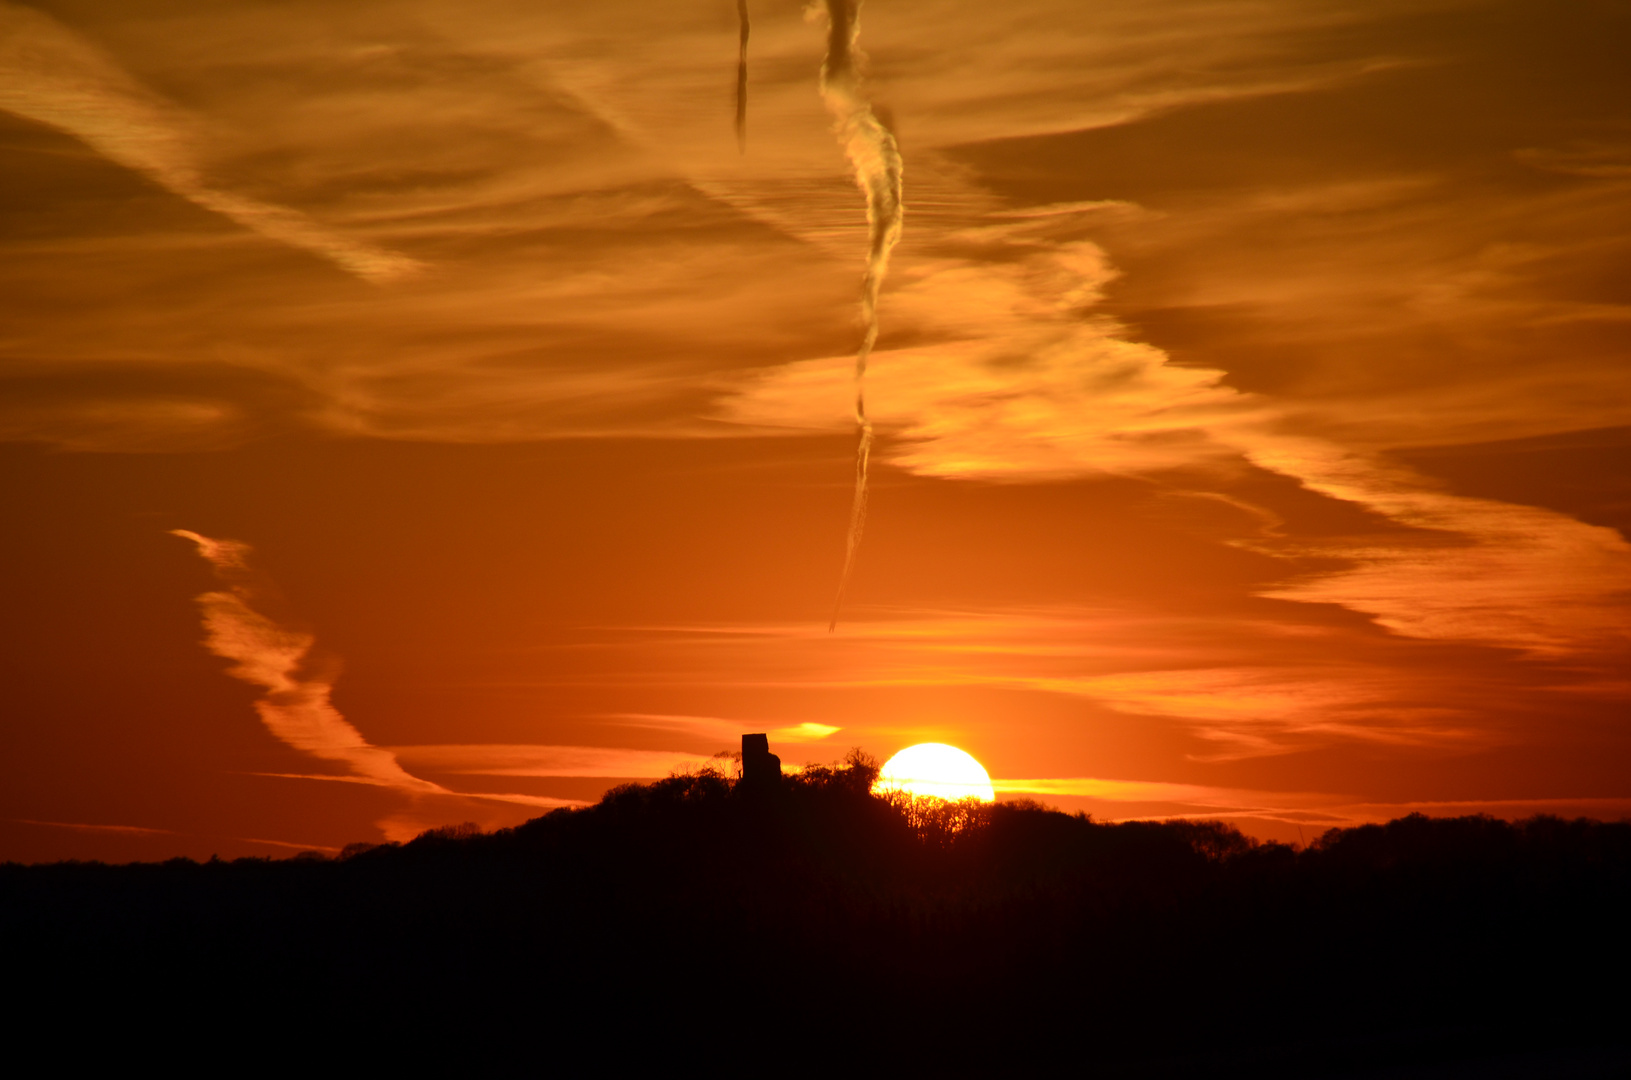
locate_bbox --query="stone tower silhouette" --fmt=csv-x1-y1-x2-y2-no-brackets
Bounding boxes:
741,733,781,788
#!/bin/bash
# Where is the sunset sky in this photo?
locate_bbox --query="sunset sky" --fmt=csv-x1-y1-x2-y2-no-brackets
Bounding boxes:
3,0,1628,861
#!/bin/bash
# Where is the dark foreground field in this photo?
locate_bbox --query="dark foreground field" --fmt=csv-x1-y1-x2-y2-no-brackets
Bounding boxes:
7,758,1630,1074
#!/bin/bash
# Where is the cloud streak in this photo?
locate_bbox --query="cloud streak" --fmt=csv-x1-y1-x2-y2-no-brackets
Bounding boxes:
13,818,176,836
722,213,1631,661
13,818,341,854
521,602,1623,770
605,713,841,744
0,2,421,282
1238,439,1631,658
721,231,1255,477
391,744,728,779
171,529,444,795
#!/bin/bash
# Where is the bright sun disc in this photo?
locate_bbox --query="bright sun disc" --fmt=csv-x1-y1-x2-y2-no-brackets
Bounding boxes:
875,743,996,802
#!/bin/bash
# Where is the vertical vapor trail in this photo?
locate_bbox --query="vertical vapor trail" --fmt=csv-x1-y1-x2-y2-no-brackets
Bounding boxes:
820,0,904,631
735,0,750,152
170,529,444,794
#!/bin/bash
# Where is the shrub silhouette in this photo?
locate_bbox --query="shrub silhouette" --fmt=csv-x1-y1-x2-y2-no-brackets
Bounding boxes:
4,762,1628,1073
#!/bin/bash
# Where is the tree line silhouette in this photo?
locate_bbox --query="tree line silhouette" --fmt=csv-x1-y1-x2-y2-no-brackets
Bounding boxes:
7,751,1629,1074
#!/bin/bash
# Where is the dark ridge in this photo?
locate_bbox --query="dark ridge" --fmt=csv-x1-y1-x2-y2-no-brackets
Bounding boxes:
7,756,1629,1073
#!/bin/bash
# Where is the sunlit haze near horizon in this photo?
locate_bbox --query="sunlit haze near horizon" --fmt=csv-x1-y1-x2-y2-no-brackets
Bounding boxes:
2,0,1629,862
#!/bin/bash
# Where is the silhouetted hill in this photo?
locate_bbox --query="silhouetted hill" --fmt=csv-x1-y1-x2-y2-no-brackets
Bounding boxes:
7,760,1630,1074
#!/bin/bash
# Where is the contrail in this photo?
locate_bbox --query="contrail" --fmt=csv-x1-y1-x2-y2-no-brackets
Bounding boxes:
170,529,444,794
820,0,904,631
735,0,750,153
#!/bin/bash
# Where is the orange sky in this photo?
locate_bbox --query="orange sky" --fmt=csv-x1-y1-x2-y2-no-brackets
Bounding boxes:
3,0,1628,861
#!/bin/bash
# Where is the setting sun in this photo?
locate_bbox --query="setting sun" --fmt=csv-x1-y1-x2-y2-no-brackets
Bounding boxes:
875,744,996,803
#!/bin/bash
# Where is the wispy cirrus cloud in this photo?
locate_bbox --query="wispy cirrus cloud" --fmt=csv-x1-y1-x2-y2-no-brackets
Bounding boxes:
501,610,1573,762
606,713,841,745
392,744,728,780
172,529,445,795
1240,438,1631,658
390,715,844,781
12,818,176,837
394,724,841,783
720,198,1631,661
12,818,341,854
719,254,1251,479
0,2,421,281
172,530,591,841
